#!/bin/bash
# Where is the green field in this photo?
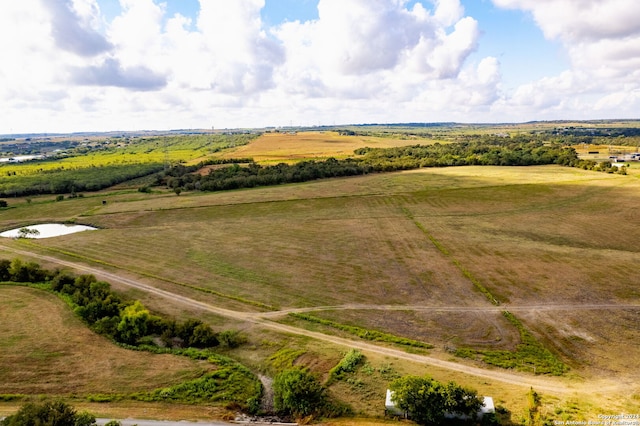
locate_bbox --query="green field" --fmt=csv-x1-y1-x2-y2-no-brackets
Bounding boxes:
1,126,640,424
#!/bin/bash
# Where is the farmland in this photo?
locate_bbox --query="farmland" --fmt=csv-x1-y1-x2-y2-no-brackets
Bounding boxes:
1,123,640,424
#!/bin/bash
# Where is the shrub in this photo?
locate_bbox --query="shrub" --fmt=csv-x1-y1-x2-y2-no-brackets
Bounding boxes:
389,376,482,426
327,349,364,384
0,400,96,426
218,330,246,348
273,368,326,418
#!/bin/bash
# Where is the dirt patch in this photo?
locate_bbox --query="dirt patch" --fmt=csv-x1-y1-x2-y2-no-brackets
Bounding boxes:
258,374,274,413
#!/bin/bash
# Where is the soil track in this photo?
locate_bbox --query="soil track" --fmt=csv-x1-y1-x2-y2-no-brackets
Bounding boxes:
1,243,634,397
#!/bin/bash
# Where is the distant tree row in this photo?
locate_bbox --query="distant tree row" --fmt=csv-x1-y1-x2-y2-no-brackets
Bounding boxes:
0,258,240,349
569,159,628,174
158,158,370,192
0,163,165,197
355,140,578,168
157,140,580,194
547,126,640,138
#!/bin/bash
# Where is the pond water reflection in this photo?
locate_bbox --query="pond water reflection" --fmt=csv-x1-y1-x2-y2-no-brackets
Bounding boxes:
0,223,97,239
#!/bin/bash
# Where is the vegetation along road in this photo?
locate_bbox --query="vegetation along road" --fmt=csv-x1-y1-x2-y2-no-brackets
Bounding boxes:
1,243,634,397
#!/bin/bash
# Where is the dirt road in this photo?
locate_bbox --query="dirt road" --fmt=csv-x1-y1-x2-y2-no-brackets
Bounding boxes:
0,244,631,396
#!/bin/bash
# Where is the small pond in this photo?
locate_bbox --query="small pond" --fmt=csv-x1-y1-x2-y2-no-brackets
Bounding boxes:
0,224,98,239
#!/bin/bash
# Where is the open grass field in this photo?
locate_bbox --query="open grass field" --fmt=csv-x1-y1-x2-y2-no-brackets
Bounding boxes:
0,285,215,395
1,129,640,423
2,166,639,369
221,131,434,163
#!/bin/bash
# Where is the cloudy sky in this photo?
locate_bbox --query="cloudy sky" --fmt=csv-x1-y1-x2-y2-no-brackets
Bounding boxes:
1,0,639,133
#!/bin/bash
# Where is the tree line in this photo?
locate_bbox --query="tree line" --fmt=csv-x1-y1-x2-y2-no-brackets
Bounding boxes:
0,163,165,197
156,140,581,193
0,258,241,349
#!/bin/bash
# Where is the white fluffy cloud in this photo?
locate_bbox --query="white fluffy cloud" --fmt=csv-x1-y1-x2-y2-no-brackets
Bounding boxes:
492,0,640,118
1,0,494,132
44,0,112,56
3,0,637,132
493,0,640,42
273,0,482,100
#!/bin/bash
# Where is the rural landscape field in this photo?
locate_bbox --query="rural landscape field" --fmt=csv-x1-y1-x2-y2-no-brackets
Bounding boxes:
1,122,640,425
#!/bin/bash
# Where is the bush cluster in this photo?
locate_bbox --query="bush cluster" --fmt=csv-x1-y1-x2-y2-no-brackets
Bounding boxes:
0,258,238,350
0,400,96,426
389,375,493,426
327,349,364,384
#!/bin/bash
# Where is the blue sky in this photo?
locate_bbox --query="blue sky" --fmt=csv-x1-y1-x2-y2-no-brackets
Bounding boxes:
0,0,638,133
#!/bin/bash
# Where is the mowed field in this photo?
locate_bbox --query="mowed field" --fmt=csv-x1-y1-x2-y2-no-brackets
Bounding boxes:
220,131,434,163
2,130,640,420
0,285,215,395
1,162,639,382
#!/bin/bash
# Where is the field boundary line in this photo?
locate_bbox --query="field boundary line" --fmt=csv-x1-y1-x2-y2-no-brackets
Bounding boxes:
401,206,500,306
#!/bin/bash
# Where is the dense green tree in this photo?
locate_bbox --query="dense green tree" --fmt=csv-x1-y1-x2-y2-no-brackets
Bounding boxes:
50,272,76,292
188,322,218,347
273,368,326,418
115,301,151,345
8,258,47,282
389,376,483,425
176,318,219,348
0,259,11,281
74,412,96,426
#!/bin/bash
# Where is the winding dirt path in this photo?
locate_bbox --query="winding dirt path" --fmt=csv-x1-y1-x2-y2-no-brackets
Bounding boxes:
0,243,632,397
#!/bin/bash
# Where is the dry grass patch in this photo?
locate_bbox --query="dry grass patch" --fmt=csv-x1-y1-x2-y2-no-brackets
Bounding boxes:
222,131,428,164
519,309,640,380
0,285,215,395
305,309,520,352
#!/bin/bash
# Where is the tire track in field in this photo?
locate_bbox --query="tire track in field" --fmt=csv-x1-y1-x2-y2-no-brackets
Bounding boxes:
256,303,640,318
0,243,632,396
